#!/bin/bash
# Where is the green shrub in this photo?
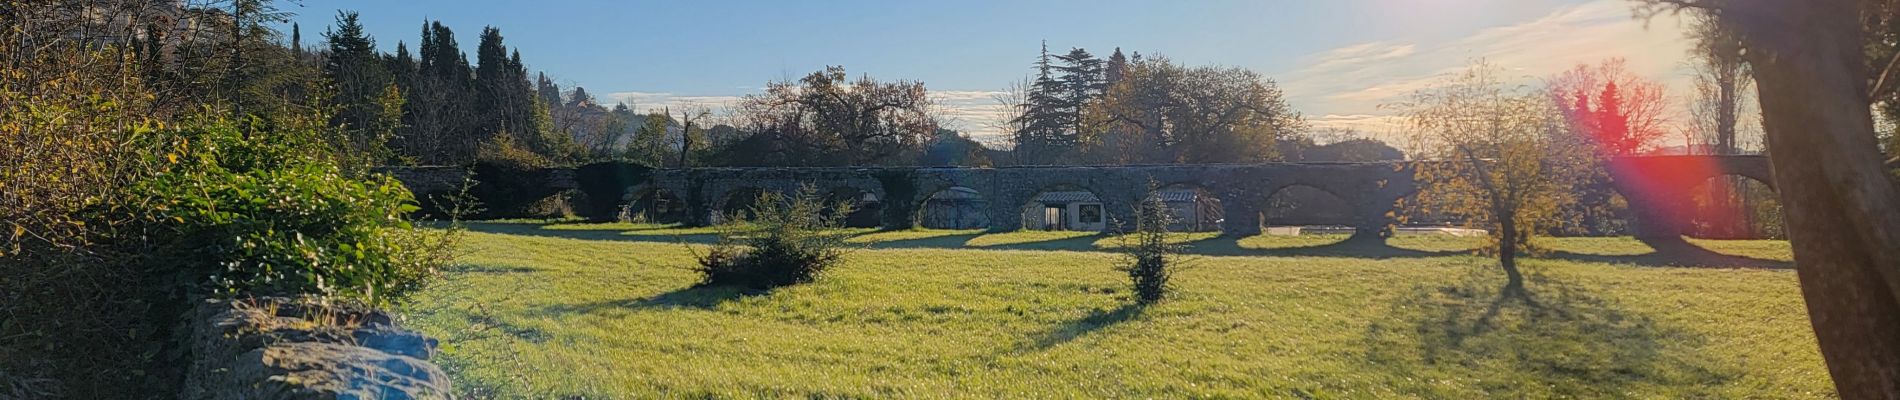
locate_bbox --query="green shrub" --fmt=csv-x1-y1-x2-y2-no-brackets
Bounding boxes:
129,116,451,305
1121,195,1183,304
695,187,855,289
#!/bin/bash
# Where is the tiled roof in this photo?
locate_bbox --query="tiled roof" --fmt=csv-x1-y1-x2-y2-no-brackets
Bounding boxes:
1147,190,1200,202
1032,191,1101,203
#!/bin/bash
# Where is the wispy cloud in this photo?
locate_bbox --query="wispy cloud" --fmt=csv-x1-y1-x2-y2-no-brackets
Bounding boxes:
930,90,1012,144
605,92,748,114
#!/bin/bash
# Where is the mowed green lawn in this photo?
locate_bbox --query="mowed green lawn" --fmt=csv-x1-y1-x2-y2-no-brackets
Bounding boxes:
401,222,1831,399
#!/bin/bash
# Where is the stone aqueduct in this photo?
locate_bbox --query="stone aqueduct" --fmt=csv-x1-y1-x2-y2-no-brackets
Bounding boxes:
386,155,1776,247
632,163,1418,241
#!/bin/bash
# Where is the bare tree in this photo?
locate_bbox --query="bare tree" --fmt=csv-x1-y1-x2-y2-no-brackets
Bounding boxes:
670,102,712,168
988,77,1029,164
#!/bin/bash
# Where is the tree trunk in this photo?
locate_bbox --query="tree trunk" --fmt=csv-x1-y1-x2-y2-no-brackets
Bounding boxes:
1499,209,1525,295
1723,0,1900,396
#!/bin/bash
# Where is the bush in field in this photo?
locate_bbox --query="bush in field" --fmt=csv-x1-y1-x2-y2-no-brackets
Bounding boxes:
695,187,855,289
1121,194,1183,304
130,116,454,305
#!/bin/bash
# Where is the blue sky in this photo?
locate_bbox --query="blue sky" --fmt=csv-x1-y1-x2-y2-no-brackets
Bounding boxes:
280,0,1697,143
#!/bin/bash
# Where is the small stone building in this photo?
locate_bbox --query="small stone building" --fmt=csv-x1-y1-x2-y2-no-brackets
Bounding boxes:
1149,190,1223,232
1023,191,1107,232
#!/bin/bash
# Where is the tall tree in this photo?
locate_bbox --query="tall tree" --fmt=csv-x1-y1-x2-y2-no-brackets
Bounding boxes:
1106,47,1129,84
1636,2,1900,396
322,11,395,165
1056,47,1107,134
1096,56,1304,164
1014,41,1076,163
733,66,935,166
399,20,479,164
628,111,672,167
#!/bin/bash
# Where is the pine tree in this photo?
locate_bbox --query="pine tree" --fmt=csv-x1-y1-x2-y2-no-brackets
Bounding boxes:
1014,40,1074,164
1054,47,1105,149
386,41,415,90
322,11,394,164
1055,47,1106,101
1106,48,1128,84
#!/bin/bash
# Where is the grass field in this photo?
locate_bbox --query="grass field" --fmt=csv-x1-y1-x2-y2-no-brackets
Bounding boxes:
400,221,1830,399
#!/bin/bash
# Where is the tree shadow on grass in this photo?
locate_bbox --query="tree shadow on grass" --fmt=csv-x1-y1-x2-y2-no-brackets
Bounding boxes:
531,285,759,319
1019,302,1148,351
1358,268,1739,398
462,222,722,244
858,232,985,250
1547,242,1792,269
979,233,1113,252
442,263,540,274
1181,235,1465,259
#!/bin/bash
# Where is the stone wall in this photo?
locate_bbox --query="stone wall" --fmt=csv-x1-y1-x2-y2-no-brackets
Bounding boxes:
376,155,1775,248
181,297,451,400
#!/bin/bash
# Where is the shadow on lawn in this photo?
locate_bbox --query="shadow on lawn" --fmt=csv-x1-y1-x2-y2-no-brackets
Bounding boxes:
1020,302,1148,351
462,222,722,244
532,285,758,318
460,222,1788,268
1359,268,1739,397
1181,235,1464,259
1547,242,1792,269
858,232,984,250
981,233,1114,252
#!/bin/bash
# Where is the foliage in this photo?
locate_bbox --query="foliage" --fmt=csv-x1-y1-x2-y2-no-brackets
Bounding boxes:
0,36,167,398
128,116,450,305
1090,55,1305,164
2,14,456,393
626,111,674,167
322,11,398,166
694,187,856,289
1119,192,1183,304
1396,61,1585,290
1014,42,1086,162
730,66,936,166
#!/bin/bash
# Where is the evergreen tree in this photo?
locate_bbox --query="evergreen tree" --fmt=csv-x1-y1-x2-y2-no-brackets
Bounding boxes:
386,41,415,91
473,27,564,161
321,11,395,164
629,111,672,167
1014,41,1075,164
1054,47,1106,152
1055,47,1106,102
400,21,478,164
1106,47,1128,84
536,72,562,107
